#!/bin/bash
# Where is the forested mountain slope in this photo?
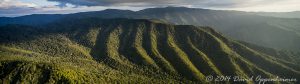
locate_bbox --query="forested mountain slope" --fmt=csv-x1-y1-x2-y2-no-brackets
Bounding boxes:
0,18,299,83
1,7,300,51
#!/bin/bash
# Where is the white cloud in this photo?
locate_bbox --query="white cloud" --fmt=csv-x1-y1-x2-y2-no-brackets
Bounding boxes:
211,0,300,12
0,0,300,17
0,0,38,8
0,0,145,17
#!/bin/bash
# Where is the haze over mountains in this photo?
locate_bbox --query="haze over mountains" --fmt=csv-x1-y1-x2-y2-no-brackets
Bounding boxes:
1,7,300,51
0,7,300,83
254,11,300,18
1,18,299,83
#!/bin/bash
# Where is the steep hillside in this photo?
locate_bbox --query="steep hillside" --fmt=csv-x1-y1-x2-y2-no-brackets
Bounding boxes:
0,14,64,26
135,7,300,51
0,18,299,83
1,7,300,51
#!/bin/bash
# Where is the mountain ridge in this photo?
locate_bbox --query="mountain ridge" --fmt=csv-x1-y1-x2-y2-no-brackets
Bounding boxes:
1,7,300,51
0,18,299,83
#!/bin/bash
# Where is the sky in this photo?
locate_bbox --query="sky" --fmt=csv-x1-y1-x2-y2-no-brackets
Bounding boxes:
1,0,300,17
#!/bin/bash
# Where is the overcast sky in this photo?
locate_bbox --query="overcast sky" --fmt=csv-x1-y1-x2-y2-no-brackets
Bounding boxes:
1,0,300,17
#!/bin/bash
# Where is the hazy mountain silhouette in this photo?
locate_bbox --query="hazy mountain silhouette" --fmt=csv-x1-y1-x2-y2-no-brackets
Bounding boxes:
0,18,299,83
1,7,300,51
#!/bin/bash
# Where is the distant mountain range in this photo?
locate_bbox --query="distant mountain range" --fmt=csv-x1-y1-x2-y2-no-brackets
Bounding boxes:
1,18,299,83
1,7,300,51
253,11,300,18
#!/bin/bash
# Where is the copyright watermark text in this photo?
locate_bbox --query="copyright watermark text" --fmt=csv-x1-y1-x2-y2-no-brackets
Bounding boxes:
205,75,297,84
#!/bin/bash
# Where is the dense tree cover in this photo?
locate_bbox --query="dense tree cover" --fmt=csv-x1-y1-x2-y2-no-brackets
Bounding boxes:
0,18,299,83
1,7,300,51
